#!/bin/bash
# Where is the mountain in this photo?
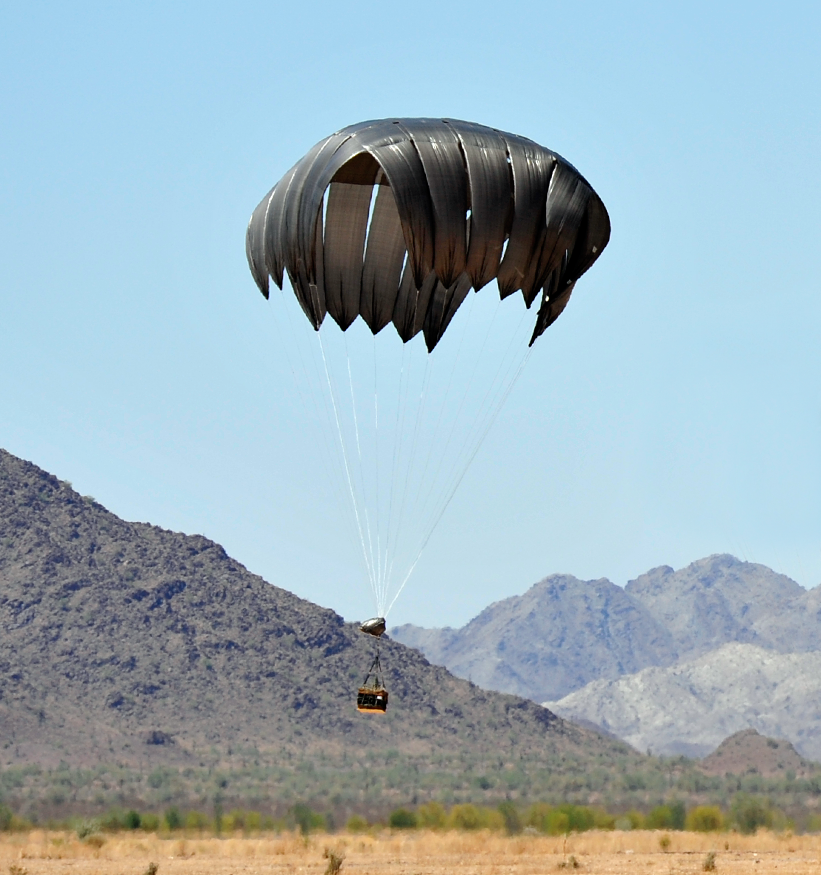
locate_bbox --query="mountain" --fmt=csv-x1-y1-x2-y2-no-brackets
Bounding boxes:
700,729,817,778
543,643,821,760
625,555,821,657
391,575,678,702
0,448,645,816
391,556,821,703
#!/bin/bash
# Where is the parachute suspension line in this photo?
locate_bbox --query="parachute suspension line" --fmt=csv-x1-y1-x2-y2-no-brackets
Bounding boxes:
372,334,382,610
385,346,533,620
382,340,411,607
411,291,490,525
415,297,506,525
344,334,379,610
384,304,534,620
409,289,479,523
419,305,531,545
382,339,418,609
457,306,532,473
273,299,357,552
387,350,432,600
318,331,379,609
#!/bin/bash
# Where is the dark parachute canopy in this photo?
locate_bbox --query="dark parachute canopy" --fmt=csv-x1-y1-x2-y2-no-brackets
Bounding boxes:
246,119,610,620
246,118,610,351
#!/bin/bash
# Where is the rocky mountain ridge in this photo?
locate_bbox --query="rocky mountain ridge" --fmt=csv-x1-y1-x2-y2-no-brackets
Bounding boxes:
391,556,821,703
542,643,821,760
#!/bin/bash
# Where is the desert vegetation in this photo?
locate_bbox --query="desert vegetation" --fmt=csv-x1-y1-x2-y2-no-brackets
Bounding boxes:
2,754,820,833
1,794,820,840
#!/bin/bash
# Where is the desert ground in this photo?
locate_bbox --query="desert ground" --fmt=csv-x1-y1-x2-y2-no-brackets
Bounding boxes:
1,829,820,875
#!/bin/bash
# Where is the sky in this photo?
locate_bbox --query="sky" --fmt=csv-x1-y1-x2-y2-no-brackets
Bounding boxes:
1,1,819,628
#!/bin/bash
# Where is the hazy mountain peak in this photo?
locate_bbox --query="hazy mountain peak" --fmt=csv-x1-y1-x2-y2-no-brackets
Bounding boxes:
393,573,677,702
625,554,807,657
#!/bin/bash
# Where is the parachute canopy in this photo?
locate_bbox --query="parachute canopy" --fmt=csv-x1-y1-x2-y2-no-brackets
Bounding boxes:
246,118,610,351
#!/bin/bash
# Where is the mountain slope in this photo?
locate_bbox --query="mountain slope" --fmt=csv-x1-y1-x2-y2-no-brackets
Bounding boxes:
543,643,821,760
625,555,821,656
392,556,821,704
392,575,677,702
0,447,645,812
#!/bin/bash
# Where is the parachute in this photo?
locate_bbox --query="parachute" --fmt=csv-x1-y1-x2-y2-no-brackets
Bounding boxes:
246,118,609,628
247,118,610,350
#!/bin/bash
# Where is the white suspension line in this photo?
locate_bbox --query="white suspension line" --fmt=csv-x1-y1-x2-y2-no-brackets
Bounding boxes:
318,331,379,608
372,335,383,609
273,299,360,555
381,340,411,609
344,335,379,606
416,319,530,546
386,349,432,599
411,294,498,525
406,291,479,524
386,345,533,619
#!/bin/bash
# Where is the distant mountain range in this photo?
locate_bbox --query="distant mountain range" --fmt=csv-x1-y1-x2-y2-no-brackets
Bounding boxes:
391,557,821,759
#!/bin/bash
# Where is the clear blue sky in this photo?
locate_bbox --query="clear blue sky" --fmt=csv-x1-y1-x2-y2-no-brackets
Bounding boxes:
2,1,819,627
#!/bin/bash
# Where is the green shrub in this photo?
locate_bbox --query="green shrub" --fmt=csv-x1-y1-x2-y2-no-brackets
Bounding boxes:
548,805,596,834
184,810,210,830
804,812,821,833
525,802,552,833
346,815,369,833
164,807,182,831
730,795,772,835
498,801,522,835
417,802,446,829
447,804,483,830
625,810,644,830
546,810,570,835
292,803,325,835
593,810,616,830
646,805,674,829
125,810,141,830
389,808,418,829
670,801,686,830
100,810,125,831
76,819,101,839
227,809,246,830
140,813,160,832
0,803,12,831
686,806,724,832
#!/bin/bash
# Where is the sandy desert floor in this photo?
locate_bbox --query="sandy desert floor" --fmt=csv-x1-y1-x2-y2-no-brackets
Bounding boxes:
1,829,819,875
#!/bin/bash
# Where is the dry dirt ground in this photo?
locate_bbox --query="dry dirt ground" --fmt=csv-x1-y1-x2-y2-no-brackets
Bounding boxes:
1,830,819,875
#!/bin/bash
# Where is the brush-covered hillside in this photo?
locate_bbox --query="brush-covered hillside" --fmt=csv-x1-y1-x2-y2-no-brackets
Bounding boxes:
0,448,651,817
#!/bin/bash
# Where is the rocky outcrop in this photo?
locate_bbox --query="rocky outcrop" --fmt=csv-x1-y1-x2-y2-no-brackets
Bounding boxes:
543,643,821,761
393,574,678,702
625,555,821,656
393,555,821,706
